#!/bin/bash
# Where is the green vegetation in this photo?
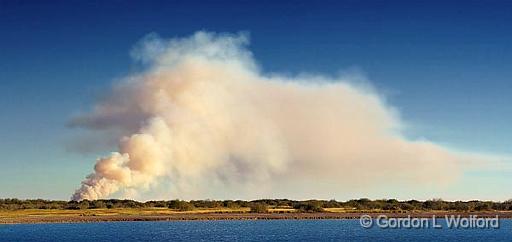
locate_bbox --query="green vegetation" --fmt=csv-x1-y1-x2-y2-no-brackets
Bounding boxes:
1,198,512,213
293,200,324,212
249,202,268,213
168,200,195,211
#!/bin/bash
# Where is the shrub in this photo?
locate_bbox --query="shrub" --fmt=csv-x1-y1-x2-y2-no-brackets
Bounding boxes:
168,200,195,211
249,203,268,213
293,202,324,212
78,200,90,210
90,200,107,209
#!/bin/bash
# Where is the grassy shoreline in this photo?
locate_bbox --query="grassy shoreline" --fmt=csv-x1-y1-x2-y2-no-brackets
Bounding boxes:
3,198,512,224
2,209,512,224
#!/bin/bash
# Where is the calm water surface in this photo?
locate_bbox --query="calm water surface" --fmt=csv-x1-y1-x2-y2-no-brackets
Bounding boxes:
1,219,511,241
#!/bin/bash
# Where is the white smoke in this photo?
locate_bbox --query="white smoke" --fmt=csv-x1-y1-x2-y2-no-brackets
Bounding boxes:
71,31,464,201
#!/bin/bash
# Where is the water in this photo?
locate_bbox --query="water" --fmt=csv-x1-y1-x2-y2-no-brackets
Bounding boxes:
1,219,511,241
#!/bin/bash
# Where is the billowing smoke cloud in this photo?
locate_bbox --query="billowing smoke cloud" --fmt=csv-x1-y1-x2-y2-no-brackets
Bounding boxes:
71,31,462,201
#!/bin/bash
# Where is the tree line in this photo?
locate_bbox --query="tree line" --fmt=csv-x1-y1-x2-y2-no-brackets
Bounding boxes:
1,198,512,212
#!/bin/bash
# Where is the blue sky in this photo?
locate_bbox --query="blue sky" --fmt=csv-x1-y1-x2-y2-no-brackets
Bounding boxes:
1,0,511,200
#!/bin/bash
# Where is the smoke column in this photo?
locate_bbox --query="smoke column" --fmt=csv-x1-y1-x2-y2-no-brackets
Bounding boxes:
71,31,462,201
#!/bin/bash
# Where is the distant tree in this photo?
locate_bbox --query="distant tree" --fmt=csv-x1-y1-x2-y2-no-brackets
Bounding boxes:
168,200,195,211
249,203,268,213
224,200,240,209
424,199,446,210
190,200,222,208
293,201,324,212
78,200,90,210
153,201,168,208
90,200,107,209
105,202,114,209
399,203,414,211
324,199,341,208
474,202,492,211
65,201,81,210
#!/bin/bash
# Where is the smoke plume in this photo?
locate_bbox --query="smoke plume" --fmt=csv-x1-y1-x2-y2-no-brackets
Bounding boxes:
71,31,462,201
